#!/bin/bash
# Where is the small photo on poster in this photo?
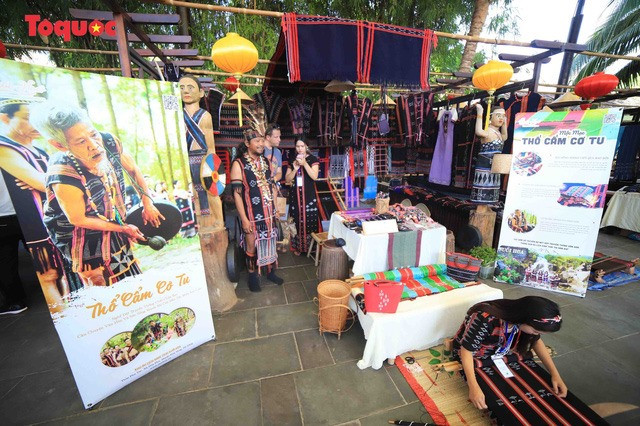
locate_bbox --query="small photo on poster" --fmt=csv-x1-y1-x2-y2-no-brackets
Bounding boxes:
557,182,607,209
496,245,593,296
513,152,543,176
506,209,537,233
100,332,139,368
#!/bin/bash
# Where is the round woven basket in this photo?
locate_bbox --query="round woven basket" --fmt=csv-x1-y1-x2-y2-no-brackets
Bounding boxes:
317,280,351,338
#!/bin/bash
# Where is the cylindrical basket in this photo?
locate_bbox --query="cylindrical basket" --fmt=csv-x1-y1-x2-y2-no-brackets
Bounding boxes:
317,280,351,339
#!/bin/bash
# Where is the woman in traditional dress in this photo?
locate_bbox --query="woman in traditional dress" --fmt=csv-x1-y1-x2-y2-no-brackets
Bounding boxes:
284,138,319,256
452,296,567,410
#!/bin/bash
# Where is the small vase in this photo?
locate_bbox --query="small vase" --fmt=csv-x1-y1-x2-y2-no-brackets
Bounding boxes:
479,263,495,280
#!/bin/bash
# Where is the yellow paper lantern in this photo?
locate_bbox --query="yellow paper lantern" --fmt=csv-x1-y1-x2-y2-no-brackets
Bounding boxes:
472,60,514,129
211,33,259,125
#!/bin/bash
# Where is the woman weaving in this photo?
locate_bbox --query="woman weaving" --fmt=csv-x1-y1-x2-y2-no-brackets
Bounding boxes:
452,296,568,410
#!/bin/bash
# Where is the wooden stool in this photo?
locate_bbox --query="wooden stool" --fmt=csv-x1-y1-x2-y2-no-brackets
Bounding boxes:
317,239,349,281
307,232,329,266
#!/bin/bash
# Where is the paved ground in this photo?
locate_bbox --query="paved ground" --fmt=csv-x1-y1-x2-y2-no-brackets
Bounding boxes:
0,232,639,425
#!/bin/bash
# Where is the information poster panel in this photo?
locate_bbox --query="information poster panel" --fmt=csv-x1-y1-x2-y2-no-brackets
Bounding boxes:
0,58,215,408
494,109,622,297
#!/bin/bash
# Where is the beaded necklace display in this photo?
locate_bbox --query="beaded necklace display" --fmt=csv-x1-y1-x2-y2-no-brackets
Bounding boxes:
244,152,272,202
68,152,125,225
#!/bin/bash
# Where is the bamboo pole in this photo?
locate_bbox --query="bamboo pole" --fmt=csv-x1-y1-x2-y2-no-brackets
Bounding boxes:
4,42,119,55
147,0,640,62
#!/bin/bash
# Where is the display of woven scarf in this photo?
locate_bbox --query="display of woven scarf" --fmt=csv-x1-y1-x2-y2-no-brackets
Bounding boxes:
280,13,437,89
557,183,607,208
287,96,315,137
358,264,466,299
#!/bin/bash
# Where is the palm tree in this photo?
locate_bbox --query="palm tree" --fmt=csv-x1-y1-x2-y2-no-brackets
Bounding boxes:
572,0,640,87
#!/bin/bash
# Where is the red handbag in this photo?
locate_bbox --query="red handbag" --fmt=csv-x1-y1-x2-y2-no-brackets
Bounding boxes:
363,280,404,313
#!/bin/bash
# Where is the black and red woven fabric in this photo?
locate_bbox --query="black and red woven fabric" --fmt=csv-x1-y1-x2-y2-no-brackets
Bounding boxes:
474,354,607,426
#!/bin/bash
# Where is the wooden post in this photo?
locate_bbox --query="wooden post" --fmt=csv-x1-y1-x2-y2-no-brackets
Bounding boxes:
469,204,496,247
193,131,238,312
113,13,132,77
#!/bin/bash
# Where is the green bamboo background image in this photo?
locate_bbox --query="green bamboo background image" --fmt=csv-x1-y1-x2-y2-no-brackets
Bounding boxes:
0,58,190,195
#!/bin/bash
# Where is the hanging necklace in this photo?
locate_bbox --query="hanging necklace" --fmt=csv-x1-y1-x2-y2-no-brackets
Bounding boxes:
67,152,125,225
244,152,272,201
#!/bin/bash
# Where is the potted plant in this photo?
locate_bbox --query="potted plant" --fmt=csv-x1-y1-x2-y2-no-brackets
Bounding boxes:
470,246,498,279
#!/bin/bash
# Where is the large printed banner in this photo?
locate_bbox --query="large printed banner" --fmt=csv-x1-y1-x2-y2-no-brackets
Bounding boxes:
0,58,215,407
494,109,622,297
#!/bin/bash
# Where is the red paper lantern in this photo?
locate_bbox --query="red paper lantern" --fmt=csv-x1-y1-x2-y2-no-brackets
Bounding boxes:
0,40,6,59
574,72,619,101
223,76,239,93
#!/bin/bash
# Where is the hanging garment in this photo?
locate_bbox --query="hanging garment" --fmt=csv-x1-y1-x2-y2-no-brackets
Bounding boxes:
316,95,345,146
613,125,640,181
390,146,406,174
429,109,457,185
452,104,483,189
344,91,373,147
287,96,315,137
367,105,400,145
217,103,250,147
471,133,503,204
205,88,225,132
498,92,545,153
253,90,285,125
398,93,426,147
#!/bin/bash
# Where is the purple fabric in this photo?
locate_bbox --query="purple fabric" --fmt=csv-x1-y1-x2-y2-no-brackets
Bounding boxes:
429,111,455,185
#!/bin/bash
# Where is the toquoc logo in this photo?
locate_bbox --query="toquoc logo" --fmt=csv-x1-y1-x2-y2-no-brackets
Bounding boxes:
25,15,116,42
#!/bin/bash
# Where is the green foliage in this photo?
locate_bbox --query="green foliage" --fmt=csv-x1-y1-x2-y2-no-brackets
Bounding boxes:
103,331,131,351
470,245,497,266
0,0,518,79
572,0,640,87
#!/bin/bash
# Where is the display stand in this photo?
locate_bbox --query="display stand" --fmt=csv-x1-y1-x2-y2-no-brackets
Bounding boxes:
469,205,496,247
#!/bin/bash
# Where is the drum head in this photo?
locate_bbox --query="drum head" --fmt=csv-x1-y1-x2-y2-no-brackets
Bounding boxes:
457,224,483,250
126,200,183,241
201,153,226,196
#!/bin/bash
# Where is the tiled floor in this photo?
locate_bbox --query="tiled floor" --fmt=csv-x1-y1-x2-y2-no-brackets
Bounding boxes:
0,232,639,425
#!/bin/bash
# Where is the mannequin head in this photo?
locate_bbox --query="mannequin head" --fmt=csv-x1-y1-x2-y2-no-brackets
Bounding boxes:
490,107,506,128
178,75,204,106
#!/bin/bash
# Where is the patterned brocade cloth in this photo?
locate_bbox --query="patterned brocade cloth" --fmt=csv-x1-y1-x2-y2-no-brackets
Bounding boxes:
356,264,468,299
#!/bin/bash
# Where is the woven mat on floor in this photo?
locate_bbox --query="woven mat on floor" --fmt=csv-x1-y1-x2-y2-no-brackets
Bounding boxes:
588,269,640,291
394,345,492,426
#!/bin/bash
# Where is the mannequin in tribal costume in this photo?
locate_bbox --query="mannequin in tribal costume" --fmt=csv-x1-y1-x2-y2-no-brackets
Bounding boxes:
179,75,215,216
471,105,507,204
230,107,283,292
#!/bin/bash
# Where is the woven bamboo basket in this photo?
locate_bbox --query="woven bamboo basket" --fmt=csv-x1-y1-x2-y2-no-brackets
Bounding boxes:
317,279,351,339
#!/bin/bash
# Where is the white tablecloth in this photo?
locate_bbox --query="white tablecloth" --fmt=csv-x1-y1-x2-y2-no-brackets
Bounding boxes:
601,190,640,233
328,213,447,275
349,284,503,370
